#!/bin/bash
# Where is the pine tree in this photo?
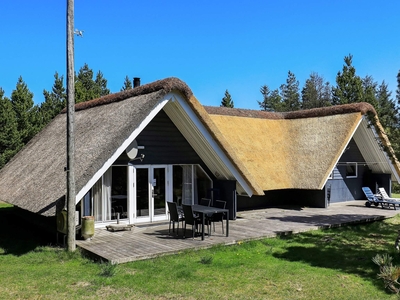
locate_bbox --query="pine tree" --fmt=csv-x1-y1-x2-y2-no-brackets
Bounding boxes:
301,73,332,109
41,72,66,125
75,63,110,103
362,75,379,109
280,71,300,111
391,71,400,158
258,85,282,111
396,70,400,107
376,81,397,130
0,88,22,168
10,76,40,144
221,90,234,108
121,76,133,91
95,71,110,97
332,54,363,105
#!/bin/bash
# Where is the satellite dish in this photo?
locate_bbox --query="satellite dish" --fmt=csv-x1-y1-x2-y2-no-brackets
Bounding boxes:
126,140,139,159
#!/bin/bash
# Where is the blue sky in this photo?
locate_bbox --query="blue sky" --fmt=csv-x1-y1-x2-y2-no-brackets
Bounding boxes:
1,1,400,110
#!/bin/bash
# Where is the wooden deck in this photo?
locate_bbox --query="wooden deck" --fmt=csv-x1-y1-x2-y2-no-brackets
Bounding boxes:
76,201,400,264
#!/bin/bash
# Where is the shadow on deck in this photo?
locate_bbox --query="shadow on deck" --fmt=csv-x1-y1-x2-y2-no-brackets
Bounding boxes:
76,201,399,264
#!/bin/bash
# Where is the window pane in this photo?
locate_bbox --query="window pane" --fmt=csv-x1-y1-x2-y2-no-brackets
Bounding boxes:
346,163,357,178
111,166,128,219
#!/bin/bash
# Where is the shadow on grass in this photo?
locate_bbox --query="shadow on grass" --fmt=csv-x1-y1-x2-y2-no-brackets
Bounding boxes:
0,206,56,256
271,219,400,290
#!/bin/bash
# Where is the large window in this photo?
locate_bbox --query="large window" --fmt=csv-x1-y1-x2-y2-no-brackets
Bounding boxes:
111,166,128,218
92,166,127,222
172,165,212,205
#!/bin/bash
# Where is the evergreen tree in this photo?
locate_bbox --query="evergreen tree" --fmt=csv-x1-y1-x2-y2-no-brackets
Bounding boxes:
332,54,363,105
301,73,332,109
41,72,66,125
10,76,41,144
362,75,379,109
0,88,22,168
396,70,400,107
279,71,300,111
258,85,282,111
221,90,234,108
95,70,110,97
391,71,400,158
75,63,110,103
121,76,133,91
376,81,397,130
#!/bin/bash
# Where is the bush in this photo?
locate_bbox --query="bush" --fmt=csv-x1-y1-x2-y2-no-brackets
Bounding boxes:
372,253,400,294
392,182,400,194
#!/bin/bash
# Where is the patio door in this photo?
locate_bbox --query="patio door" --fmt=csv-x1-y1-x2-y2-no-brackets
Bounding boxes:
134,165,168,222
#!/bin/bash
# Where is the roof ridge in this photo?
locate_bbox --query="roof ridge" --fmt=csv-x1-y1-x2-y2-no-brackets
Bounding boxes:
204,102,377,119
61,77,193,113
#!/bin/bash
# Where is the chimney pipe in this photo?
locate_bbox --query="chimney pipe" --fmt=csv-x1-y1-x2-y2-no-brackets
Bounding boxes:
133,77,140,88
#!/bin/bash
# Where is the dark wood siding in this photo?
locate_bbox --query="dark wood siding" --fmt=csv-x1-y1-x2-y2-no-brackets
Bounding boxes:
114,110,213,178
328,139,372,202
135,110,203,165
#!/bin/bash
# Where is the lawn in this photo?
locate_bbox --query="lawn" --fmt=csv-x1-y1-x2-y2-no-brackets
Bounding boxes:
1,203,400,299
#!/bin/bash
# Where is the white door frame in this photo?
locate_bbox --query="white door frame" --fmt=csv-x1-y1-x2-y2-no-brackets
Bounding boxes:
131,165,171,223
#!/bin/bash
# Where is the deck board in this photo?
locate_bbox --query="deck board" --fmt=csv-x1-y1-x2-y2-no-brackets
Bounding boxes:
76,201,400,263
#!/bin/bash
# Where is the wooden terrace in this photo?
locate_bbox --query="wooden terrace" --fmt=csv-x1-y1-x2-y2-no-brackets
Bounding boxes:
76,201,399,264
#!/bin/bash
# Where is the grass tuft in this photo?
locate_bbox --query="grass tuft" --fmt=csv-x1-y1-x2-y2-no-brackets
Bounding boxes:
99,261,118,277
199,255,213,264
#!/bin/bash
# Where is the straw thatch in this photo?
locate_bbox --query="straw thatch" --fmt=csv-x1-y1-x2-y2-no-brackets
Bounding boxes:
61,77,193,113
204,103,393,191
0,78,192,216
0,74,398,218
205,102,377,120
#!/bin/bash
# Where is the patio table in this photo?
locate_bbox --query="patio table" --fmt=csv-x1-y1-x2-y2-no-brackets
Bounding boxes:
192,204,229,240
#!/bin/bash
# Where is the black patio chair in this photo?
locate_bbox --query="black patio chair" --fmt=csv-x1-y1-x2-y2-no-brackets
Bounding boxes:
199,198,211,206
207,200,226,234
182,204,202,239
167,201,185,236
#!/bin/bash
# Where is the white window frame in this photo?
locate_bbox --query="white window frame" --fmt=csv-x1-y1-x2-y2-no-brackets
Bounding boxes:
346,162,358,178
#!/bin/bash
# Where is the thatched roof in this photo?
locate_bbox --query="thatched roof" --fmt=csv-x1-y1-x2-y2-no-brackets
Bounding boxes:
0,75,398,217
204,103,399,191
0,78,195,216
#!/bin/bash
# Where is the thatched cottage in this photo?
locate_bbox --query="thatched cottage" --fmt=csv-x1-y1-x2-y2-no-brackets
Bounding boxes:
0,77,399,230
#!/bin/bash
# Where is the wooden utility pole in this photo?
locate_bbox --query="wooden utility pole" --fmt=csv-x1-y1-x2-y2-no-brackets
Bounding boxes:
66,0,76,251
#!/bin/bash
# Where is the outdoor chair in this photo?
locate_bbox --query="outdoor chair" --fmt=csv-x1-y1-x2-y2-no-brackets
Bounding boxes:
167,201,185,236
378,188,400,208
206,200,226,235
182,204,202,239
199,198,211,206
362,186,397,210
378,187,400,201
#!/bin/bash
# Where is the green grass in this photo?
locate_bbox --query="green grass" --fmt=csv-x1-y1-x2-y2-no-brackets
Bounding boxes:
1,205,400,299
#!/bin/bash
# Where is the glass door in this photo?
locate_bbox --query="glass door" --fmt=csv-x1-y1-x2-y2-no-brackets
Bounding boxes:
134,165,168,222
136,168,150,219
152,167,167,219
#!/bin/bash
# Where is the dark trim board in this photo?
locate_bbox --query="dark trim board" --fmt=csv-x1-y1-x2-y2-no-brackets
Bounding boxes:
237,189,326,210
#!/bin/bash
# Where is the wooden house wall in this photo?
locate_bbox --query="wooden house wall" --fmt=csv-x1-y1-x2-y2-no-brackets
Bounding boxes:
327,139,373,203
115,110,209,169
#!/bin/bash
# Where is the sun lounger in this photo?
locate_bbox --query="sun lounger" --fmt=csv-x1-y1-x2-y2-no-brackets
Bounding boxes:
362,187,398,210
378,188,400,207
